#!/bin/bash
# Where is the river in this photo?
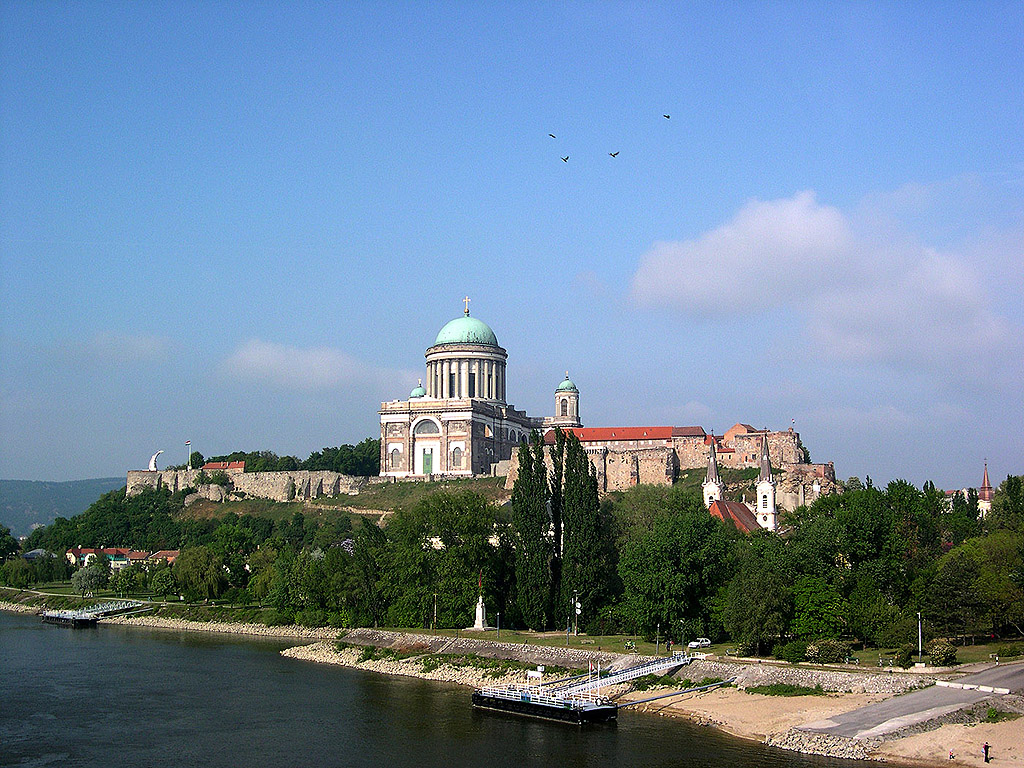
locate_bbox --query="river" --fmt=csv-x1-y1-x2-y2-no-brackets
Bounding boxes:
0,612,862,768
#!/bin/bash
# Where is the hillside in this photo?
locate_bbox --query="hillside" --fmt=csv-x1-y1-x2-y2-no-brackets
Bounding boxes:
0,478,125,537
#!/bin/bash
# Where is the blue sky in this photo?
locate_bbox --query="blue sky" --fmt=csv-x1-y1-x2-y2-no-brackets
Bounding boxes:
1,1,1021,488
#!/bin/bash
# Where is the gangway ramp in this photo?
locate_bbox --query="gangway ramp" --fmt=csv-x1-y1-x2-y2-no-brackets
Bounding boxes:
556,653,705,696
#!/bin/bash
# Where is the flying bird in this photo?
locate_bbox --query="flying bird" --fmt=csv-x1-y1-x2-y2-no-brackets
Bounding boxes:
609,151,619,157
663,114,670,119
561,156,569,162
548,134,556,138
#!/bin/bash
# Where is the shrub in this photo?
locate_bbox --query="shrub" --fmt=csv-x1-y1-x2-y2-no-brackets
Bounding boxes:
805,638,849,664
296,608,327,627
207,471,231,487
893,645,914,668
983,707,1021,723
746,683,825,696
262,609,294,626
775,640,808,664
927,639,958,666
995,643,1024,660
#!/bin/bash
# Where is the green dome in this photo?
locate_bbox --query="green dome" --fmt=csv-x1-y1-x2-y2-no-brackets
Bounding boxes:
410,380,426,398
556,373,578,392
434,314,499,347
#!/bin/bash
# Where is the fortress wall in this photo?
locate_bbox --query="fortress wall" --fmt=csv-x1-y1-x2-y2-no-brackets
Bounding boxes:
127,469,379,503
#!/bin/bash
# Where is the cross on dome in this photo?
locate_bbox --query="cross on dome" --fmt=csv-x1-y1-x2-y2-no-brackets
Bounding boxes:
463,296,471,315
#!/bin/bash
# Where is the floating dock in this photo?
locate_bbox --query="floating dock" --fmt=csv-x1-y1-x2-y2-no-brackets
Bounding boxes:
41,600,145,629
472,652,705,724
471,686,617,724
41,610,98,628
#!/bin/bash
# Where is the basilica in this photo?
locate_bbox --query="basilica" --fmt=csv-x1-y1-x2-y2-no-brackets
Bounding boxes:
379,303,836,522
379,302,578,478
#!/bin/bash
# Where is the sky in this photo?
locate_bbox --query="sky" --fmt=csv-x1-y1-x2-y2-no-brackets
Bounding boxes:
1,1,1021,489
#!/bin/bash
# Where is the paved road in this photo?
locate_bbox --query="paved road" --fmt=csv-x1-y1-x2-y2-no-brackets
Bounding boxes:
799,661,1024,739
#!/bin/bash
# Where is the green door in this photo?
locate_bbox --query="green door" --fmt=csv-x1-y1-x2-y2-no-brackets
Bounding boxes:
423,449,432,475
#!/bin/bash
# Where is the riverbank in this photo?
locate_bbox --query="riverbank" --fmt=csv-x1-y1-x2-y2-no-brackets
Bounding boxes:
5,600,1020,766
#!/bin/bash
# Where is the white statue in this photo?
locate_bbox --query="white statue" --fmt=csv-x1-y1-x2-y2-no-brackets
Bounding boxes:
148,450,164,471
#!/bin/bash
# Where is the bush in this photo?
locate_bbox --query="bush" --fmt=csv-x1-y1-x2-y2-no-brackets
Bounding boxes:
746,683,825,696
927,639,958,666
775,640,808,664
805,638,849,664
295,608,327,627
262,609,294,626
995,643,1024,660
893,645,914,668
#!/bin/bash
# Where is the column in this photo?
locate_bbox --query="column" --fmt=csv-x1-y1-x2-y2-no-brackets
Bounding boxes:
460,360,468,399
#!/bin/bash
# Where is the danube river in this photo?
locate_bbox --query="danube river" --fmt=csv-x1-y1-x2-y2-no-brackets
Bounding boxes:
1,611,861,768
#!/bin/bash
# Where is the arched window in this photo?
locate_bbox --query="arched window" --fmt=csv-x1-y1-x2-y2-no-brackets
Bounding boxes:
510,430,517,443
414,420,440,435
452,447,462,468
390,449,400,470
560,399,568,417
761,494,768,509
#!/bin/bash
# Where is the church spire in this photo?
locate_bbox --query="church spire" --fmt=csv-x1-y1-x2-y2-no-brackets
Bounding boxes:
758,433,772,483
705,436,721,485
980,461,994,502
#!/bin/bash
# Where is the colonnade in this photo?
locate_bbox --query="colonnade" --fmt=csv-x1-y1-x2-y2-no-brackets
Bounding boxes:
426,357,505,401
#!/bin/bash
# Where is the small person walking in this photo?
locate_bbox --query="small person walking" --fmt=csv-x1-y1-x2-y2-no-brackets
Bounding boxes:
949,750,954,760
983,742,990,763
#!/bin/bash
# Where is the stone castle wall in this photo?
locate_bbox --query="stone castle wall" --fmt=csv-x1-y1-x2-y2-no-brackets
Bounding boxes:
126,469,387,504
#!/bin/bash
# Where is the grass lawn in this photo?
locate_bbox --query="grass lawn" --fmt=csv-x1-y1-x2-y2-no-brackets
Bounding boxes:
316,476,511,512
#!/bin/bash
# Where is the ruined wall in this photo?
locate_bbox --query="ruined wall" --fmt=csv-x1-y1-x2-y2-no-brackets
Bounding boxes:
127,469,386,503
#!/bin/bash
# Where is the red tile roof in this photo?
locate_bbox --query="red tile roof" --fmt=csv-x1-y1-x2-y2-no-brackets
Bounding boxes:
672,426,706,437
203,461,245,471
708,500,760,534
544,427,676,444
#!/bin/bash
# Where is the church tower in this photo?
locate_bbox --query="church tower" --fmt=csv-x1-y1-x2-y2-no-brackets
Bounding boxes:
755,434,777,531
550,373,582,428
979,461,994,517
702,436,724,508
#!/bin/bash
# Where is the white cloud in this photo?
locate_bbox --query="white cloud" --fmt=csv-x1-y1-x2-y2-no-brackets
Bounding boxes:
630,191,853,313
629,188,1024,374
219,339,414,392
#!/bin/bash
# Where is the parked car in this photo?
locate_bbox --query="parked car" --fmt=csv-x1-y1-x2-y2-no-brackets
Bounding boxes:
687,637,711,649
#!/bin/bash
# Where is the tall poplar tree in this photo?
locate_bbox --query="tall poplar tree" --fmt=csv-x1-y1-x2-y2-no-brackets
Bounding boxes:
510,432,551,629
559,433,606,630
548,427,566,615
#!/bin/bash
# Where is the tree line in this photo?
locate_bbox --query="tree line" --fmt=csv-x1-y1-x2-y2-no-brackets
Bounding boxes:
169,438,381,476
3,434,1022,661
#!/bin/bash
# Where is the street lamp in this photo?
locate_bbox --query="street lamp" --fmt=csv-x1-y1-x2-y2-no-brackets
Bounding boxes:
921,610,929,663
656,622,660,656
496,612,500,640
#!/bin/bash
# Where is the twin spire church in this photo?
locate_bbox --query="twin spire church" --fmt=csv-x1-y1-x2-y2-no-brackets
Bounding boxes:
379,301,579,478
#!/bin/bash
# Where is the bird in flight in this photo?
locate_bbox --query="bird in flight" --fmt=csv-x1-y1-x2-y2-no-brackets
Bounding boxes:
548,134,556,138
561,156,569,162
663,114,670,119
609,151,619,157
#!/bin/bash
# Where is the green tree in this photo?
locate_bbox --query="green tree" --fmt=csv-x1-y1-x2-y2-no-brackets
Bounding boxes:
618,493,732,639
150,567,176,599
790,575,846,639
173,546,226,600
510,433,552,630
71,564,107,595
724,533,793,654
990,475,1024,532
0,525,19,562
559,433,611,628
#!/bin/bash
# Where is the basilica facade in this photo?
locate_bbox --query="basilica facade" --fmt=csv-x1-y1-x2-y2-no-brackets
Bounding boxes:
379,304,579,479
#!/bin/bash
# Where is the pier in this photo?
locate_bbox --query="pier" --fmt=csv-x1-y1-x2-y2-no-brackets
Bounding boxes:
472,652,705,723
41,600,145,629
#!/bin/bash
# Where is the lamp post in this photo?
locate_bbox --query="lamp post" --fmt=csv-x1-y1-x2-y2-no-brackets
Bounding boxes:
496,612,500,640
656,622,660,656
917,612,923,663
433,592,437,631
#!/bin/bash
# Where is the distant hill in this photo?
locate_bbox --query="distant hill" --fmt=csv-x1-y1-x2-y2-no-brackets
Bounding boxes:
0,478,125,537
